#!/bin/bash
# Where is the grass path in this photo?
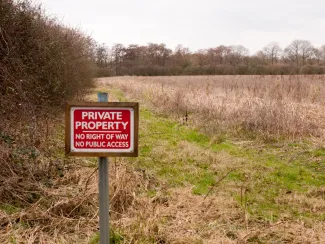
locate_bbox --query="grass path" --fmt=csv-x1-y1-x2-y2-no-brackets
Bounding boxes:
98,86,325,243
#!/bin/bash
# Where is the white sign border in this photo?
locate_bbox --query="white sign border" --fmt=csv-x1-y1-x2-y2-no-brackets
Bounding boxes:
70,107,135,153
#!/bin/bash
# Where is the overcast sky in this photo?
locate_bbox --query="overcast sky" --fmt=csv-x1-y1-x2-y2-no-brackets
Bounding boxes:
38,0,325,54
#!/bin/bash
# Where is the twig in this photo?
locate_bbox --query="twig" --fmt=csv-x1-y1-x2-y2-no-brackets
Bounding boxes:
0,27,10,54
83,167,98,195
3,160,16,176
204,169,235,200
240,221,284,241
67,193,96,217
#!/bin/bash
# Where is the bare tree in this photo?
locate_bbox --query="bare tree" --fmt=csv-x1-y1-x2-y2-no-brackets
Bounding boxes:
159,44,172,67
124,44,139,61
174,44,191,67
95,44,109,67
111,43,125,75
193,49,208,66
283,40,313,67
311,48,322,65
320,45,325,65
262,42,282,65
175,44,191,56
300,40,313,65
255,51,268,65
207,48,218,65
215,45,232,65
229,45,249,66
284,40,301,67
146,43,172,66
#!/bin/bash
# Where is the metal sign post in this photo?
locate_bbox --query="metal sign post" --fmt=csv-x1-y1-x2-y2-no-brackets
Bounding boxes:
98,92,109,244
65,93,139,244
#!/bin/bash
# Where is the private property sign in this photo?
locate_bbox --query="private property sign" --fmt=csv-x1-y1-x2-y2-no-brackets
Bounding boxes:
65,102,139,157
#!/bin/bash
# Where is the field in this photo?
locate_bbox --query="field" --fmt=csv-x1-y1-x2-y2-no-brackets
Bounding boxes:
103,75,325,140
2,75,325,243
98,75,325,243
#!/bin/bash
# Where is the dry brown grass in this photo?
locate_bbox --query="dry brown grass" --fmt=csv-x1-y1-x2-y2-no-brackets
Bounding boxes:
2,79,325,243
0,147,152,243
100,75,325,141
0,91,153,243
145,188,325,243
93,76,325,243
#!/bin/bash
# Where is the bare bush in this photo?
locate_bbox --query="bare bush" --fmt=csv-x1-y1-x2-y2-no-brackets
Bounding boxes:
0,0,95,124
0,151,150,243
0,1,97,241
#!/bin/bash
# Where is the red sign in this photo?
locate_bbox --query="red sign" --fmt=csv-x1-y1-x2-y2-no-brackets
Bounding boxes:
65,103,139,157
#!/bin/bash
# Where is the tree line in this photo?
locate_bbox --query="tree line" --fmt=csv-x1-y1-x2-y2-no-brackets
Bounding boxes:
95,41,325,76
